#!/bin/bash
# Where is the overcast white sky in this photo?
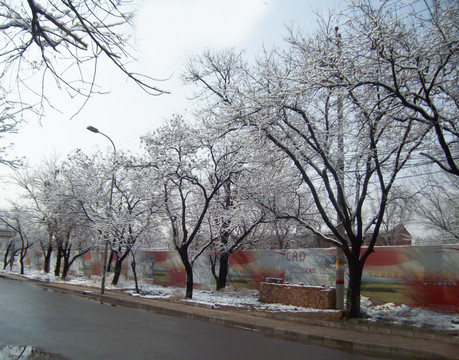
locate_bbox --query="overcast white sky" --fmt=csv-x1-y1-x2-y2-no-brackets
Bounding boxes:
0,0,339,204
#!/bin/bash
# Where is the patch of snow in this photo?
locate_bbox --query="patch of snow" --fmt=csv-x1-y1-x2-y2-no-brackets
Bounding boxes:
0,345,33,359
360,297,459,331
126,286,173,299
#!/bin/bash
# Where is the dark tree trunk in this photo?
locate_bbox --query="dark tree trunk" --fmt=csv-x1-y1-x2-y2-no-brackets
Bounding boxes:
131,258,140,294
185,265,193,299
111,249,130,286
19,252,25,275
54,246,63,277
61,258,70,280
44,245,53,273
112,259,122,285
178,247,193,299
62,248,90,281
3,241,12,270
61,247,72,281
107,249,114,272
216,252,229,291
9,242,15,271
346,256,364,318
19,239,31,275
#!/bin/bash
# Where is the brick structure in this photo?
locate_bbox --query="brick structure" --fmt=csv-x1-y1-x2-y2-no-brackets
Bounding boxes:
259,282,336,309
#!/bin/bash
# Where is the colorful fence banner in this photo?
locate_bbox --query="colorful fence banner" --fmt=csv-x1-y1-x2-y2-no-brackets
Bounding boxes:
2,245,458,313
283,248,337,287
76,251,104,276
227,250,285,289
361,246,459,313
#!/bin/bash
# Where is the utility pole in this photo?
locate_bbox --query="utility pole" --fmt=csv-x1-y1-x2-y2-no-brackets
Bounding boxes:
335,91,345,311
334,26,345,311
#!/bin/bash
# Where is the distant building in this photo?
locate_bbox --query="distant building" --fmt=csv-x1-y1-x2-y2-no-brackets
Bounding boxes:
0,228,14,240
371,224,412,246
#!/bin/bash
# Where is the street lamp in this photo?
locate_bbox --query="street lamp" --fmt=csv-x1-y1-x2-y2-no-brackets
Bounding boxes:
87,125,116,295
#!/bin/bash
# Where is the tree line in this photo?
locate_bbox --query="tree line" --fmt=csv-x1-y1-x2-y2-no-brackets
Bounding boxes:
0,0,457,318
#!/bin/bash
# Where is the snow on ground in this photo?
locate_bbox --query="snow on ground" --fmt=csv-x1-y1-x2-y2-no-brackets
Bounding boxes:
4,269,459,331
360,297,459,330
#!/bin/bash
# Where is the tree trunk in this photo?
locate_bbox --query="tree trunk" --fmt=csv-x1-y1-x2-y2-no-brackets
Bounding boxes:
19,240,31,276
8,241,15,271
107,249,114,272
44,245,53,273
9,243,16,271
3,242,12,270
346,257,364,318
54,246,63,277
178,247,193,299
185,265,193,299
19,252,24,275
61,257,70,281
112,259,122,285
61,247,71,281
131,258,140,294
62,250,90,281
111,249,130,286
216,252,229,291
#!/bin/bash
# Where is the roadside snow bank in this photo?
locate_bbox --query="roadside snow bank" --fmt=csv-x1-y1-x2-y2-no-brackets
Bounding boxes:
361,297,459,331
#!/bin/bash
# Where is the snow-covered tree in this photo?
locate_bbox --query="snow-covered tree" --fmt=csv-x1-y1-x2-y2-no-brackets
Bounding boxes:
0,0,165,115
198,127,273,290
106,153,161,285
250,153,321,250
0,0,167,169
62,150,113,229
342,0,458,176
142,116,250,298
367,186,413,246
14,163,60,273
0,206,34,274
185,7,431,317
0,99,24,168
63,149,162,285
14,159,94,279
409,170,459,243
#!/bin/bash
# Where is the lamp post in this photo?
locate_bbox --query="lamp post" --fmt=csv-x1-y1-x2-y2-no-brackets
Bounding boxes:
87,125,116,295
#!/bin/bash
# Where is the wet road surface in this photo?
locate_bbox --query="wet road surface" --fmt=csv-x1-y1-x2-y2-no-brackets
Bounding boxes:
0,277,384,360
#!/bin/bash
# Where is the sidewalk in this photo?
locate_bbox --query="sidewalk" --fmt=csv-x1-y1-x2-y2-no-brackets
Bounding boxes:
2,273,458,360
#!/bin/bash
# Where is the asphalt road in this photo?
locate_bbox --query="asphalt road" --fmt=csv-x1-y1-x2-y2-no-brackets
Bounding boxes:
0,277,383,360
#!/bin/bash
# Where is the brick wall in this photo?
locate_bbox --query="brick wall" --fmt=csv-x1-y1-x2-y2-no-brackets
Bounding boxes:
259,283,336,309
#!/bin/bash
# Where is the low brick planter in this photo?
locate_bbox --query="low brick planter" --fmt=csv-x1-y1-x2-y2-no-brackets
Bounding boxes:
259,282,336,309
